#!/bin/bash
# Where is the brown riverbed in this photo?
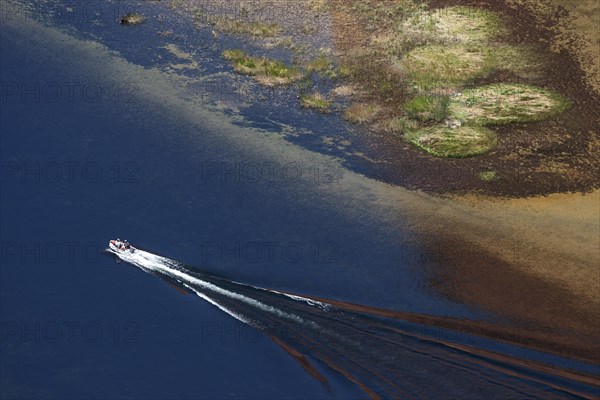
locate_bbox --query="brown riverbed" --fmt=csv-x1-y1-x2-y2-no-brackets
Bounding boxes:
415,190,600,364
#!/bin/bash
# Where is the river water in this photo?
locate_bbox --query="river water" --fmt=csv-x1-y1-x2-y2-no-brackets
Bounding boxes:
1,1,598,399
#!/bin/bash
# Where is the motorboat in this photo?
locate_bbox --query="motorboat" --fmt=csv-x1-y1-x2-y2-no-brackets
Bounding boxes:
109,239,135,254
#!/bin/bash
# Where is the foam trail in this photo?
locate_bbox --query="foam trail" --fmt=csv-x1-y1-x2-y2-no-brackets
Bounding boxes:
109,247,600,400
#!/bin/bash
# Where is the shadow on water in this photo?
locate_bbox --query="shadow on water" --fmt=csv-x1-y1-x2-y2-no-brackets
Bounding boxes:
108,246,600,400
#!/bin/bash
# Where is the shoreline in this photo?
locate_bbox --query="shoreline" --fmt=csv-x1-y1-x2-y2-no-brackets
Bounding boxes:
175,0,600,197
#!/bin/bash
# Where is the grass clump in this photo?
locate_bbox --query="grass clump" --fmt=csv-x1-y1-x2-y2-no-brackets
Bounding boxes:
222,49,247,62
222,50,302,86
384,117,418,134
307,55,333,72
300,92,331,111
406,126,498,158
120,13,145,25
344,104,381,124
403,95,450,122
337,65,354,78
305,54,342,79
479,170,498,182
449,84,570,125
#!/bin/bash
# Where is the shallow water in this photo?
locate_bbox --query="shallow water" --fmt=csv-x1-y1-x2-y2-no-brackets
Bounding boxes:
1,1,598,399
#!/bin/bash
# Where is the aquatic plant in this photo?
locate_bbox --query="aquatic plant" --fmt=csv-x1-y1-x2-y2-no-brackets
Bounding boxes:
300,92,332,111
222,50,303,86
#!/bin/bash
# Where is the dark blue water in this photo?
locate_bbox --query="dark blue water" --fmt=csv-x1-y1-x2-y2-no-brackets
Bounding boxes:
1,1,598,399
0,11,353,400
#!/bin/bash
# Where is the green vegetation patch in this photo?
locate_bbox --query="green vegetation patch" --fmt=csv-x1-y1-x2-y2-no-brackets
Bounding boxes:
398,44,542,89
449,84,570,125
300,92,331,111
395,7,504,49
222,50,303,86
406,126,498,158
398,45,491,89
403,95,450,122
479,170,498,182
208,16,281,37
391,6,541,90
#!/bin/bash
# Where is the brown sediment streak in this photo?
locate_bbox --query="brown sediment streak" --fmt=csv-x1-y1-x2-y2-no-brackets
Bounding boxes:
308,353,383,400
311,330,407,397
292,294,600,390
267,319,387,399
269,316,407,398
269,335,329,385
433,341,599,400
377,322,598,399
